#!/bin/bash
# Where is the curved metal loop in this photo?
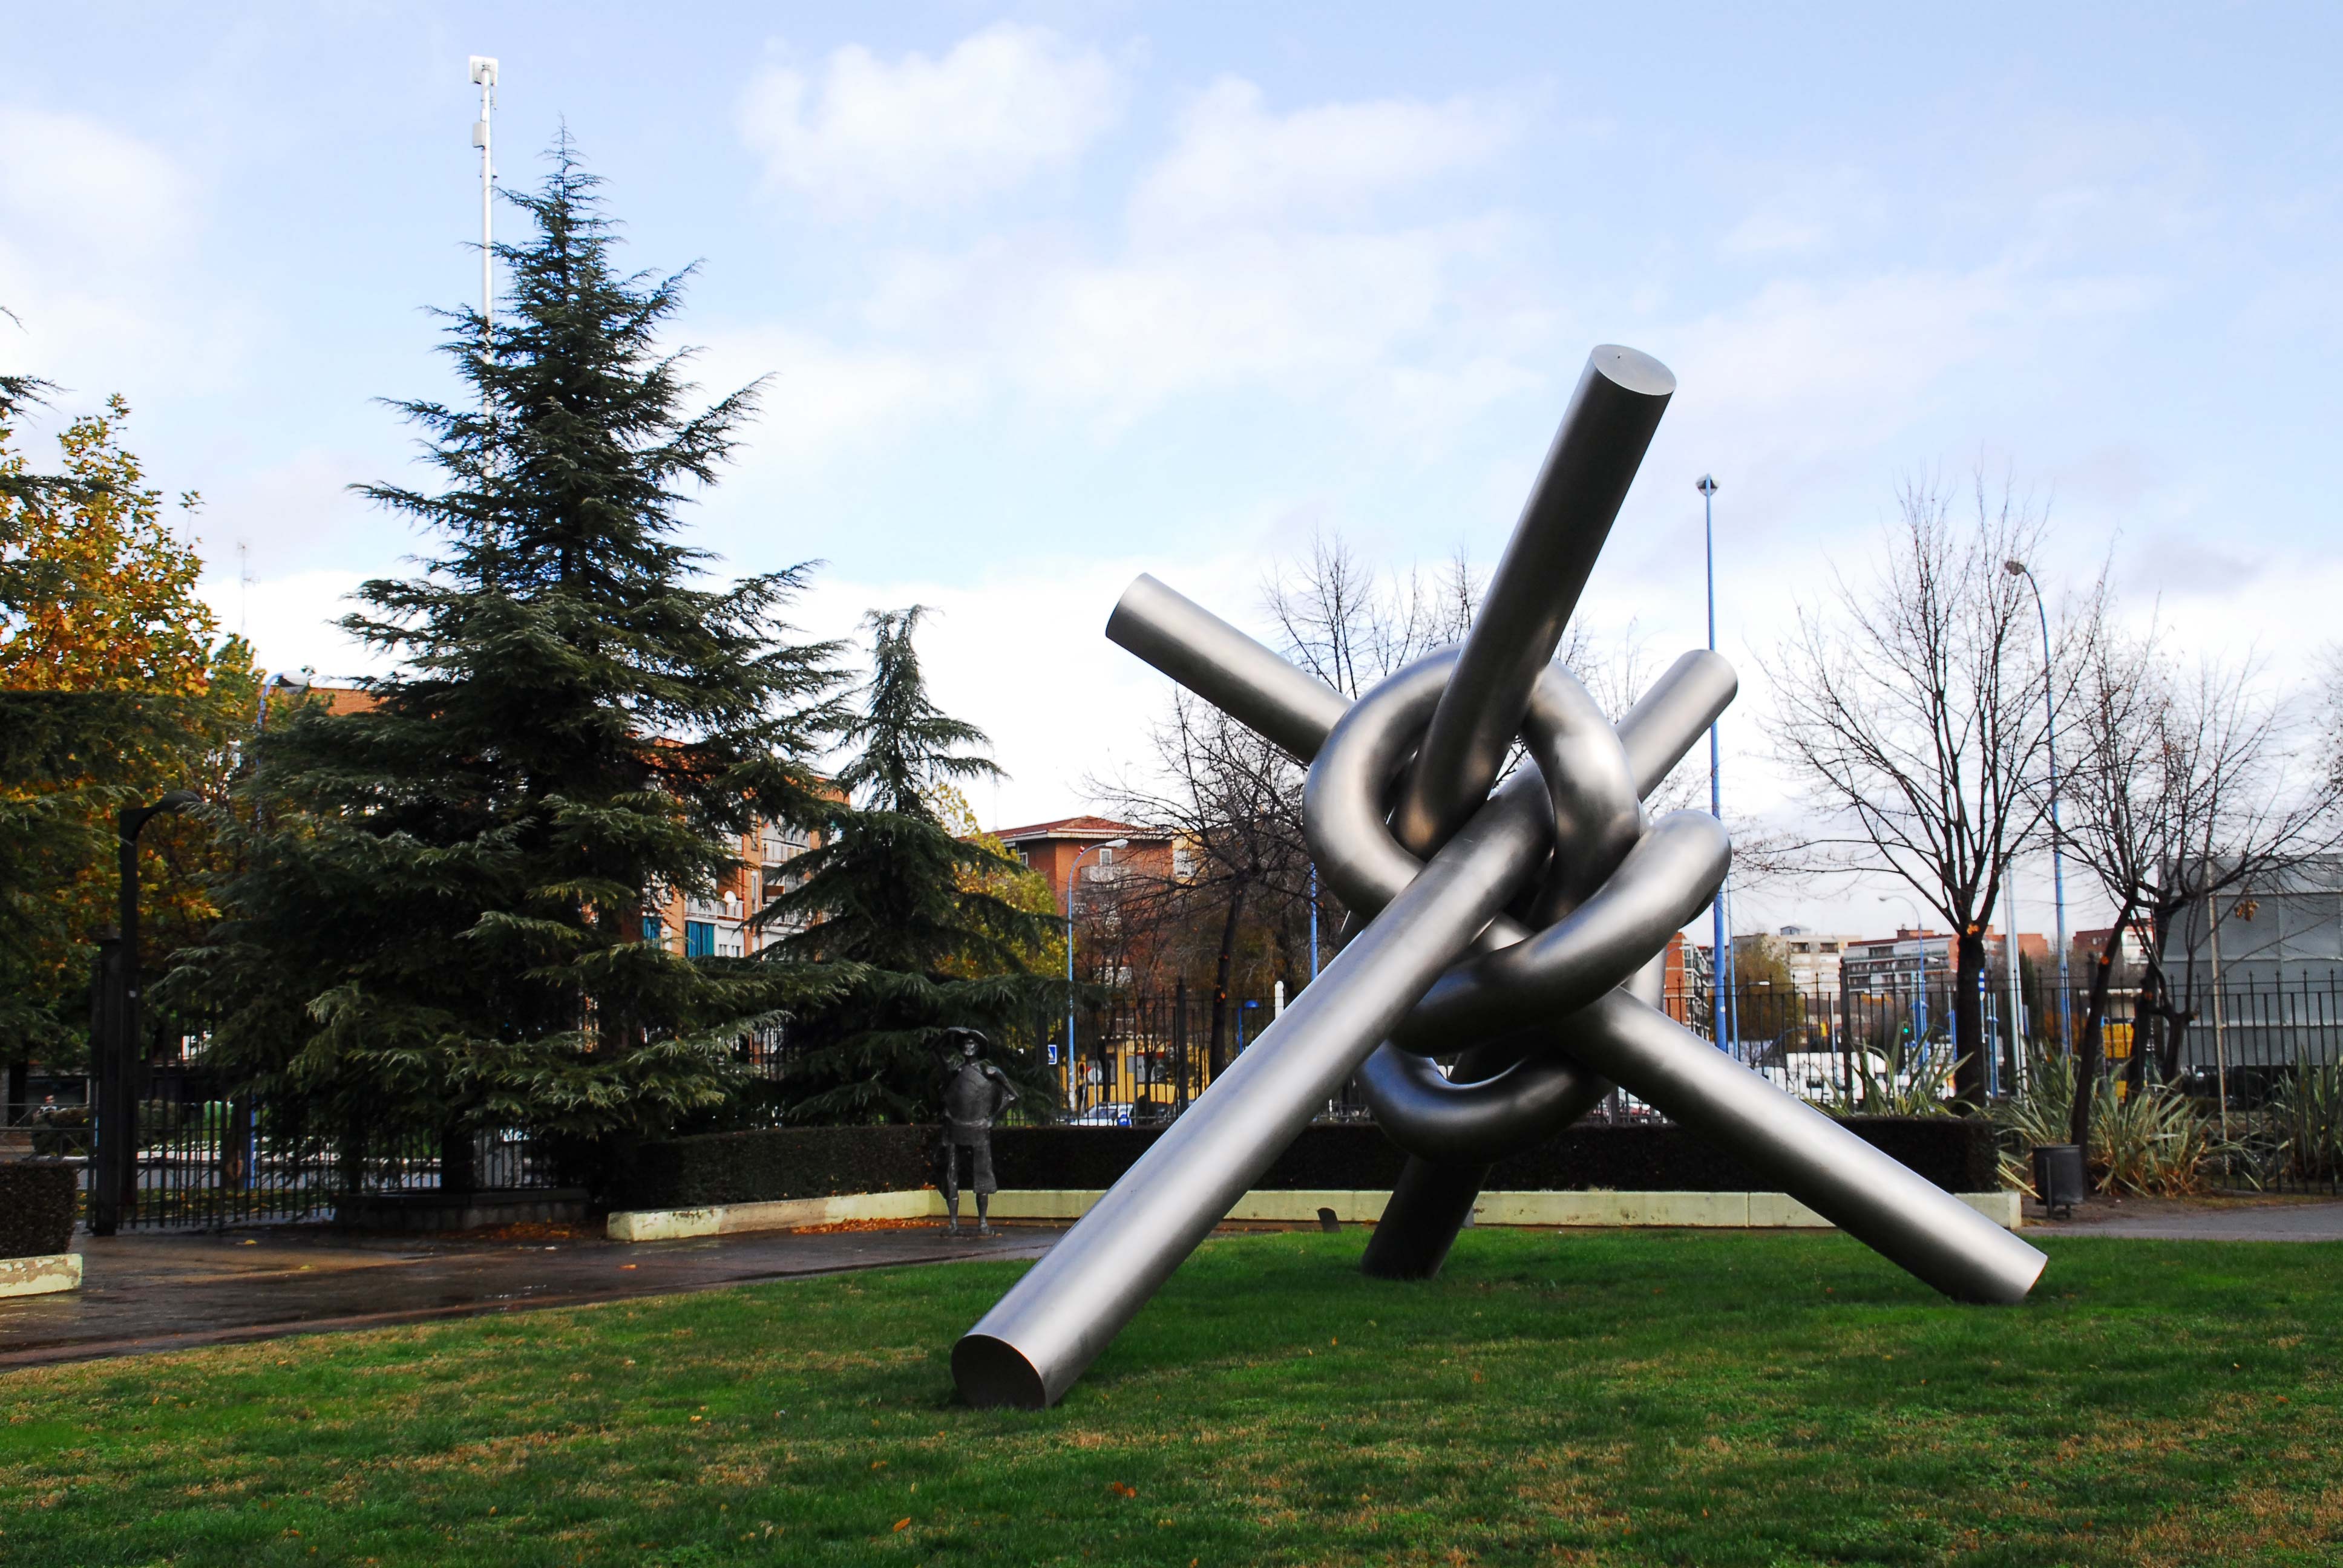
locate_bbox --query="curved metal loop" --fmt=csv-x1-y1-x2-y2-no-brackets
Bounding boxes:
1302,653,1642,933
1516,664,1642,927
1392,809,1731,1053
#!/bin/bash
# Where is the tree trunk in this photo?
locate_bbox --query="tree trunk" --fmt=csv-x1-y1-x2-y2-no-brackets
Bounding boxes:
1207,881,1248,1080
2142,946,2194,1085
1953,926,1988,1109
2069,893,2137,1154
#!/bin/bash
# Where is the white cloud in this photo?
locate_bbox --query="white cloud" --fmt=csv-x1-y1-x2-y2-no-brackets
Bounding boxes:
0,105,192,253
1720,212,1831,256
197,567,381,682
739,25,1124,214
714,68,1548,458
0,106,243,395
1131,76,1518,237
698,325,983,470
799,551,1265,829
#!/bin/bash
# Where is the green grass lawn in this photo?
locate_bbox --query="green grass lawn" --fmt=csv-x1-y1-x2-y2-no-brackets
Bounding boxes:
4,1229,2339,1566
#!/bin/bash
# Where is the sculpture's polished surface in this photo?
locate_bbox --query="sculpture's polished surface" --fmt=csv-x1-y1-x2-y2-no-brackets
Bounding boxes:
951,345,2048,1410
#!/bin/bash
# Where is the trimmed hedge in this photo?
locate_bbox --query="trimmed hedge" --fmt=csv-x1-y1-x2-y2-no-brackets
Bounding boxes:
609,1116,1998,1213
605,1125,934,1212
0,1163,78,1258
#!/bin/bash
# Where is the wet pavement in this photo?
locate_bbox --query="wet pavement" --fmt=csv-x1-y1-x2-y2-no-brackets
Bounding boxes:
0,1223,1060,1370
2021,1194,2343,1241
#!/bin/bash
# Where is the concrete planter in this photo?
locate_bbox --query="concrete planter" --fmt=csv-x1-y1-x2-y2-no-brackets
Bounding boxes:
0,1252,83,1299
607,1188,2024,1242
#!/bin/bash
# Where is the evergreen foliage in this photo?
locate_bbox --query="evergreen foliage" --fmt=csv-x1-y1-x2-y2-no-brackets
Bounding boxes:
764,608,1065,1122
180,140,842,1158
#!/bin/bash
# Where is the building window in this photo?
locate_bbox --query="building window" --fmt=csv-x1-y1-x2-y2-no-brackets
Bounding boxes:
641,915,663,944
1096,846,1115,866
685,920,716,958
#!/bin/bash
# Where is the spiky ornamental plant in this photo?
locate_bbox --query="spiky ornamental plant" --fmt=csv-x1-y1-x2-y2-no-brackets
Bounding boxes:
764,607,1066,1122
181,140,844,1173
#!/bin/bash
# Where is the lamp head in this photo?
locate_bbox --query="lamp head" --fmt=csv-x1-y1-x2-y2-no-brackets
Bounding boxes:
1103,838,1130,849
1695,474,1718,497
157,790,202,812
2003,559,2027,577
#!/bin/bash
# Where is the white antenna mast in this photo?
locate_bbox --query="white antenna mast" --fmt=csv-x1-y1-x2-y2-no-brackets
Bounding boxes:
469,56,499,331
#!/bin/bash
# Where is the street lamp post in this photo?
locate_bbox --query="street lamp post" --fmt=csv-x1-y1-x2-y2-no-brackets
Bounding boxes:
2004,559,2069,1039
1064,837,1129,1111
1697,474,1738,1053
90,789,201,1236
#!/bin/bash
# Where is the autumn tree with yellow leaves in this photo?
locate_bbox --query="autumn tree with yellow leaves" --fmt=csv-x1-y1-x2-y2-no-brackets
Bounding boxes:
0,390,255,1063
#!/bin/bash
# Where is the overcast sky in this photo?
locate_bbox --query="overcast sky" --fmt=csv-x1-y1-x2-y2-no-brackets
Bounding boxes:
6,3,2338,944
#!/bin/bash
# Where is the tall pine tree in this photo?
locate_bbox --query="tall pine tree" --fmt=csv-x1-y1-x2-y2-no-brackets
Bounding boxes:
764,607,1064,1122
183,141,842,1167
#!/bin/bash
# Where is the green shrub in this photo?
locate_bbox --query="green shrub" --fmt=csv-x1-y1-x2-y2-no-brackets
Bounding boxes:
2269,1064,2343,1183
2092,1077,2234,1196
606,1118,1999,1211
1993,1049,2236,1196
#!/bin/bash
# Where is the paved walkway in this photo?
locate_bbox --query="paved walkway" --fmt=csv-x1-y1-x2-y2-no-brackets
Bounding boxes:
0,1223,1059,1370
2023,1195,2343,1241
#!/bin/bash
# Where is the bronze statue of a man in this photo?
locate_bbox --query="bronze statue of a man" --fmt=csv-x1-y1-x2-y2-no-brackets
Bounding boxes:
937,1028,1018,1236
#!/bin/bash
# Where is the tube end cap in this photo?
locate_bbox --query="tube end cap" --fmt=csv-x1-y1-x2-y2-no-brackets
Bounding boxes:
952,1334,1052,1409
1588,344,1676,397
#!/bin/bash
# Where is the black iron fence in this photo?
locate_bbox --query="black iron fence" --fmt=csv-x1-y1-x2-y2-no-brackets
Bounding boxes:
1045,970,2343,1192
27,969,2333,1221
9,1006,562,1233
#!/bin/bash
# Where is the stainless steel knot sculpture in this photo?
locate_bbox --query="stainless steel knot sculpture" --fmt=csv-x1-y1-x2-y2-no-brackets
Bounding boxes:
953,346,2046,1410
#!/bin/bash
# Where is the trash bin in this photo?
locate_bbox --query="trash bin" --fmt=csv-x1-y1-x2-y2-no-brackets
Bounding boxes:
2031,1143,2086,1219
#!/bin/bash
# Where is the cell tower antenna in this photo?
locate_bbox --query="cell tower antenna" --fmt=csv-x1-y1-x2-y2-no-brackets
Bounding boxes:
468,56,500,331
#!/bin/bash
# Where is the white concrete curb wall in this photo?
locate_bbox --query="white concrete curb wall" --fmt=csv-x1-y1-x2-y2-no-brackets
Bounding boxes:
0,1252,83,1298
608,1188,2022,1241
606,1189,932,1242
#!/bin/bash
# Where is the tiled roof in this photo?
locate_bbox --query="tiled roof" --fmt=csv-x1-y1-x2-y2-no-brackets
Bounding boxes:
989,814,1162,843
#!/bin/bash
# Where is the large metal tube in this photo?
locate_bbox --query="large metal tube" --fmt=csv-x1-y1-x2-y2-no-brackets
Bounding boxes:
1614,650,1737,799
1390,345,1675,857
952,782,1552,1408
1355,1154,1492,1281
1549,990,2048,1303
1104,573,1348,764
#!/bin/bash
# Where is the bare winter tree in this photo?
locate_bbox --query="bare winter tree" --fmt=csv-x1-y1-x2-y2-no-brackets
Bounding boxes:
1262,528,1483,699
1766,472,2068,1107
2057,618,2343,1146
1090,690,1314,1077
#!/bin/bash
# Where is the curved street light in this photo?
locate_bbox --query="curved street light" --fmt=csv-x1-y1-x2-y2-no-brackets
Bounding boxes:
2004,559,2069,1025
92,789,203,1235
